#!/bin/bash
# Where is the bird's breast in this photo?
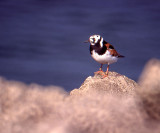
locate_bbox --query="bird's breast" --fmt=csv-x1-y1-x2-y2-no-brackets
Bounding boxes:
91,50,118,64
90,44,107,55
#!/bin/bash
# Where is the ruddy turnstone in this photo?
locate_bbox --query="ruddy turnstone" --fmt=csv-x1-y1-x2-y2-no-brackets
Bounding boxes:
84,35,124,78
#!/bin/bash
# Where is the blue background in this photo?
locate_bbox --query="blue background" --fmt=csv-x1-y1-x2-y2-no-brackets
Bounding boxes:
0,0,160,91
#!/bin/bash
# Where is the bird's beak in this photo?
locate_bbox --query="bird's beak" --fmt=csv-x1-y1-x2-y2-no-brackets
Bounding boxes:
84,40,90,43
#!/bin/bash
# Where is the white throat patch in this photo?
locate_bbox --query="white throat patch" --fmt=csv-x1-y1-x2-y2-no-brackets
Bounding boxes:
99,37,103,48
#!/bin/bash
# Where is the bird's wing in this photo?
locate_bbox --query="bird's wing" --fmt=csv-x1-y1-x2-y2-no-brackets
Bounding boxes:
105,43,115,49
105,42,124,57
109,49,125,57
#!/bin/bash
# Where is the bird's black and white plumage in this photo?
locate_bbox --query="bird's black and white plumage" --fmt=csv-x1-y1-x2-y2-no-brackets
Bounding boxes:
85,35,124,78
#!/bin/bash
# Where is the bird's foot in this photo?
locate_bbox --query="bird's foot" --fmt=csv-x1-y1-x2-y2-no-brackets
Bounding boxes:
102,72,108,79
94,70,104,75
94,70,108,79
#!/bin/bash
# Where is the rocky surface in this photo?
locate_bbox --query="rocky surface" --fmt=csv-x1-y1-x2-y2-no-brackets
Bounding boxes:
0,59,160,133
70,71,138,96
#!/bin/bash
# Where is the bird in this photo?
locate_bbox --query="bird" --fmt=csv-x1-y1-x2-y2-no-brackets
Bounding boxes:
84,34,124,78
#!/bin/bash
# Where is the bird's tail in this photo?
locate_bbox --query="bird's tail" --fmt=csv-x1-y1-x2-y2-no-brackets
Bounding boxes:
118,54,125,58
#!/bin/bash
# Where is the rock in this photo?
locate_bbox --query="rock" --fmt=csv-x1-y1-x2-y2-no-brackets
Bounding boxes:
138,58,160,120
1,59,160,133
70,71,138,96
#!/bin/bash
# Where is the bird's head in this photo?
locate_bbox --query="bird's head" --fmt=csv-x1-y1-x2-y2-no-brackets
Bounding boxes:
89,35,101,44
84,35,103,46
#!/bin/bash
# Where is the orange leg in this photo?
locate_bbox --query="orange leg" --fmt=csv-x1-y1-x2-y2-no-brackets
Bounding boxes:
102,64,109,78
106,64,109,75
94,64,104,75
